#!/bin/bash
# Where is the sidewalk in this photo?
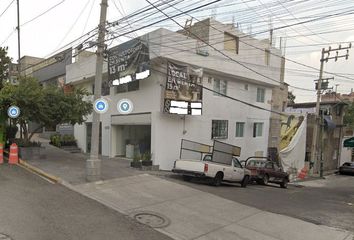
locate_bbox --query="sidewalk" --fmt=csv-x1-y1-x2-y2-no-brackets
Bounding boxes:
24,139,141,185
20,139,354,240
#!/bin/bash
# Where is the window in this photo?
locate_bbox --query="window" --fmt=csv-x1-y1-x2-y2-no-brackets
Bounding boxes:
224,33,239,54
265,162,273,169
253,122,264,137
233,158,242,168
244,84,248,90
235,122,245,137
212,120,228,139
265,49,270,65
213,79,227,96
256,88,265,103
116,80,139,94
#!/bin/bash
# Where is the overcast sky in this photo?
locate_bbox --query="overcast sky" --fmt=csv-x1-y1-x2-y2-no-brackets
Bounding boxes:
1,0,353,102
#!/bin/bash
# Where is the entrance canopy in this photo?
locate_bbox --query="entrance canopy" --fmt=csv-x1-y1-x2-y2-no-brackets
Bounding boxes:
344,137,354,148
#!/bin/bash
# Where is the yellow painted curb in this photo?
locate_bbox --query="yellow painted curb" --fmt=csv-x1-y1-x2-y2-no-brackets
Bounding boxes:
19,159,60,183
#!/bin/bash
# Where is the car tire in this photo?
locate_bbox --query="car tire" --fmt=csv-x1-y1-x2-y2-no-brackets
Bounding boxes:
241,175,249,188
183,175,193,181
213,172,223,186
262,174,269,185
280,178,288,188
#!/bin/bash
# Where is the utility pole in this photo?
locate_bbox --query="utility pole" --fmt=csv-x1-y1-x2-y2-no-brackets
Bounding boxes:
86,0,108,182
16,0,20,74
310,44,351,178
16,0,22,139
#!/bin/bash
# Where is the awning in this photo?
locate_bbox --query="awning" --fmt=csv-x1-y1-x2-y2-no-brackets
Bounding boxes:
344,137,354,148
323,116,336,129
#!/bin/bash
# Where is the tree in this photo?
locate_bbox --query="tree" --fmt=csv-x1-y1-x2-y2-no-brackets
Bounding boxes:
288,91,296,104
0,47,12,89
344,102,354,129
0,77,93,143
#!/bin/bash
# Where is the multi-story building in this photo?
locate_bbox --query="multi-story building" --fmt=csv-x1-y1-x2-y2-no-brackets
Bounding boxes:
18,49,74,137
66,18,284,170
286,101,347,173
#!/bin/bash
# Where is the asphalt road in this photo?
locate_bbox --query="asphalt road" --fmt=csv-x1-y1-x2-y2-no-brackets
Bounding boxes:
0,165,172,240
162,173,354,233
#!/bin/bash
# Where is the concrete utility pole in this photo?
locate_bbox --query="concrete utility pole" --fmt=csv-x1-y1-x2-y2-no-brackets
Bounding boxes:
16,0,21,74
86,0,108,182
310,44,351,177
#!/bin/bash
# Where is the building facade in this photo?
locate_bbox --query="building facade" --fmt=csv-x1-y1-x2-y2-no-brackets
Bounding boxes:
287,101,347,173
66,19,283,170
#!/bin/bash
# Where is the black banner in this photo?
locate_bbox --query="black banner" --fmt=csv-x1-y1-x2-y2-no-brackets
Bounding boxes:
164,62,202,102
108,36,150,83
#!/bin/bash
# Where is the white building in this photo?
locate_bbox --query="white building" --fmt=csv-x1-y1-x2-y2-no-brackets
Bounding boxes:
66,18,283,170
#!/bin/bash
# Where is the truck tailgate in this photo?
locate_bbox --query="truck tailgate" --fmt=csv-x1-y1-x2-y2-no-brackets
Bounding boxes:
174,159,205,173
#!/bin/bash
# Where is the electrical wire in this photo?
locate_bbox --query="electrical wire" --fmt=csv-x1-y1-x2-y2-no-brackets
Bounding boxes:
21,0,66,27
0,0,15,19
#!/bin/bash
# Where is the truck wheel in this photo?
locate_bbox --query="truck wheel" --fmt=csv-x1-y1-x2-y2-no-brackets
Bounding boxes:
262,174,269,185
241,175,249,188
183,175,193,181
213,172,223,186
280,178,288,188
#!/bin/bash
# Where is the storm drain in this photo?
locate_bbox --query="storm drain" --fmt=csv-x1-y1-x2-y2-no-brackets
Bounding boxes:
131,211,171,228
0,233,13,240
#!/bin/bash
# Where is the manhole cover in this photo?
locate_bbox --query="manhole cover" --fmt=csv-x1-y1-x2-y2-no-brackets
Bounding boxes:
131,211,170,228
0,233,13,240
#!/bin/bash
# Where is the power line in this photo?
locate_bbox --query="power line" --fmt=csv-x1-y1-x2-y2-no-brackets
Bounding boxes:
54,0,92,50
21,0,66,27
0,28,16,46
82,0,96,36
0,0,15,19
142,0,318,93
150,66,286,116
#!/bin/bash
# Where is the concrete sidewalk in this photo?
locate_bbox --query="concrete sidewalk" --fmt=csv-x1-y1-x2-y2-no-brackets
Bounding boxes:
24,140,141,185
72,174,353,240
21,140,353,240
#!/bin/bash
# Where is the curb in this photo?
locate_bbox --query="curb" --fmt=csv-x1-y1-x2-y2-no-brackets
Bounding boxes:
18,159,61,184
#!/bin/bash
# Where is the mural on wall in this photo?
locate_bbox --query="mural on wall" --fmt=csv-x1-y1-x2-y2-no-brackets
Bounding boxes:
280,114,305,150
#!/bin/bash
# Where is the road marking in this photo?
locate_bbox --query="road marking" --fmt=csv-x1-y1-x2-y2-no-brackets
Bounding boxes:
17,163,56,184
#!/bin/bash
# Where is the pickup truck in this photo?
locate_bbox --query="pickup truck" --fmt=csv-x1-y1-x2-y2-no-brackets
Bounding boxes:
244,157,289,188
172,154,251,187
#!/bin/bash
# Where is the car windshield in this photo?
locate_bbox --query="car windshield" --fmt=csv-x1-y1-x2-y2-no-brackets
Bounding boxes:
203,155,212,162
247,160,266,168
343,162,354,167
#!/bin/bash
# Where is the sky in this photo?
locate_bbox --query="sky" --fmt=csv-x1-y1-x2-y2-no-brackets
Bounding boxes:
1,0,354,103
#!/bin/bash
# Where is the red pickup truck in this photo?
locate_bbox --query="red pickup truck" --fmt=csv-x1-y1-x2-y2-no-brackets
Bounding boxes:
243,157,289,188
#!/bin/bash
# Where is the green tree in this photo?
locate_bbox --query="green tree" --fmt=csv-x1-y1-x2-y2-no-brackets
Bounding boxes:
288,91,296,104
0,77,93,142
0,47,12,89
344,102,354,129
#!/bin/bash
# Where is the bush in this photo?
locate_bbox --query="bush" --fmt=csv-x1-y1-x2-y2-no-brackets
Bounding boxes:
133,153,141,162
50,134,77,147
12,138,41,147
142,151,152,161
6,125,18,140
50,134,61,147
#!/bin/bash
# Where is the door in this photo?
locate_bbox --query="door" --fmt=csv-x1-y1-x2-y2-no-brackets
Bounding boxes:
232,158,244,181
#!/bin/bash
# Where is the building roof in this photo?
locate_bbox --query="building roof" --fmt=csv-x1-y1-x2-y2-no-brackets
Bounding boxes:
288,101,348,108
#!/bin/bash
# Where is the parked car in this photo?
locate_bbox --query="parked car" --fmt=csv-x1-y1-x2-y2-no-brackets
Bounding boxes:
173,154,251,187
244,157,289,188
339,162,354,175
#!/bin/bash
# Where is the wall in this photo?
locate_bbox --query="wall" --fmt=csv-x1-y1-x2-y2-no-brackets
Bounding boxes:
152,68,272,170
340,136,353,165
66,22,280,170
